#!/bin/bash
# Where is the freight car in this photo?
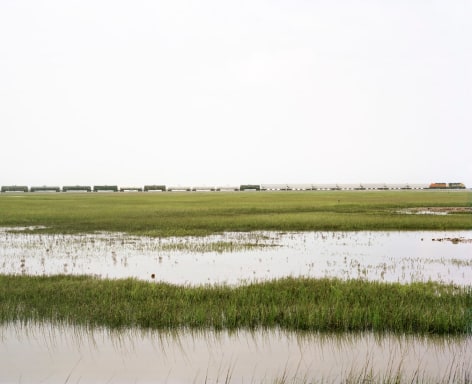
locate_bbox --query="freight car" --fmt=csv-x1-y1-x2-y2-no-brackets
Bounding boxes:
30,186,61,192
240,184,261,191
167,186,192,192
120,187,143,192
93,185,118,192
144,185,166,192
1,185,29,192
63,185,92,192
191,186,216,192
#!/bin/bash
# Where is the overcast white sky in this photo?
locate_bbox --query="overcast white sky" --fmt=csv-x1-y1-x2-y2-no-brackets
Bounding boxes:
1,1,471,187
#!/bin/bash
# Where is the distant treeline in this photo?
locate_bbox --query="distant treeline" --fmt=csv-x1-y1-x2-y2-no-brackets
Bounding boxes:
0,182,467,193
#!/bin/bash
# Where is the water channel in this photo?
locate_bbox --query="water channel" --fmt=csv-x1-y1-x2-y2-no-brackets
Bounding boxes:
1,228,471,286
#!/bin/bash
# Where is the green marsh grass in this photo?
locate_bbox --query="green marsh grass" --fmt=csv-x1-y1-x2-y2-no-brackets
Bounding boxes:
0,191,470,236
1,276,470,334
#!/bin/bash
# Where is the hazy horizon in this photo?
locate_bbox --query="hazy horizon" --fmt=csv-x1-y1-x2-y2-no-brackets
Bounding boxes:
1,1,471,187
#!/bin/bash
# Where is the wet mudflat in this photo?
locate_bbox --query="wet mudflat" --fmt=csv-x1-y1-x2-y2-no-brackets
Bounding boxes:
0,322,470,384
1,228,471,286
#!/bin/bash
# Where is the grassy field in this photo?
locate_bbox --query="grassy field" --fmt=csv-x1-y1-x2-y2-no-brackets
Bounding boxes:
1,275,470,334
0,190,470,236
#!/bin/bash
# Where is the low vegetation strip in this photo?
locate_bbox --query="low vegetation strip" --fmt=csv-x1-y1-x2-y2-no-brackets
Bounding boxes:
1,276,470,334
0,191,470,236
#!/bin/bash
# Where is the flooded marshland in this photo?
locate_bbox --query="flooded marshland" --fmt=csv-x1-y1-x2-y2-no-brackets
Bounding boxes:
1,228,471,286
0,322,470,383
1,228,471,382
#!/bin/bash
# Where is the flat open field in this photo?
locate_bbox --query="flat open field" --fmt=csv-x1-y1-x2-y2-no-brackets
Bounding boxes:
0,190,471,236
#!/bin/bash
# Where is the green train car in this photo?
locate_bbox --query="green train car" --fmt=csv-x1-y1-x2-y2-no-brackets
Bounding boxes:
144,185,166,192
30,186,61,192
240,184,260,191
93,185,118,192
63,186,92,192
1,185,29,192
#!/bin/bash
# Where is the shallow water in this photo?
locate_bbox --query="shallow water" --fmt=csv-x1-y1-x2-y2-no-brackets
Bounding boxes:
1,230,471,383
0,322,470,383
0,228,471,286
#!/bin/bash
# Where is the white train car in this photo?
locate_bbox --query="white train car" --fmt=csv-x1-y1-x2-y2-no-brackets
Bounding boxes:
167,186,192,192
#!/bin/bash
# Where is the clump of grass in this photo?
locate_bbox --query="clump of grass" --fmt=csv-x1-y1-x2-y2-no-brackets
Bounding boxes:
0,275,470,334
159,240,278,253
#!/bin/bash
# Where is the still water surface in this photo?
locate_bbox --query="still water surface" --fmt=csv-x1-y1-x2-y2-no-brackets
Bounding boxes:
1,228,471,285
0,322,470,383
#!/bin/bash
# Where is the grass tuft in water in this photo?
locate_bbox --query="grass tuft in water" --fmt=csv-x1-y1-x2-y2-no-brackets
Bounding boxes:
1,275,470,334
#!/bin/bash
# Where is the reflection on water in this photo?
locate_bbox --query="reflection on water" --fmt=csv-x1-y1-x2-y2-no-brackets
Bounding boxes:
0,322,470,384
0,228,471,286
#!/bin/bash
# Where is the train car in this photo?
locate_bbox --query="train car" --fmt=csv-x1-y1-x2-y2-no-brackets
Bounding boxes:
240,184,261,191
191,186,216,192
30,186,61,192
314,184,340,190
120,187,143,192
144,185,166,192
362,183,389,190
428,182,466,189
215,186,240,191
63,186,92,192
428,182,448,189
93,185,118,192
1,185,29,192
167,186,192,192
261,184,292,191
448,182,466,189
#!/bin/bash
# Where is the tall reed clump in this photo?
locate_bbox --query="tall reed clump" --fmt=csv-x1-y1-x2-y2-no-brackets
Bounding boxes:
1,275,470,334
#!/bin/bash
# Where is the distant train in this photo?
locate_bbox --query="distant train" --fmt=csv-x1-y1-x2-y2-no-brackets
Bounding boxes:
428,182,466,189
0,182,468,193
